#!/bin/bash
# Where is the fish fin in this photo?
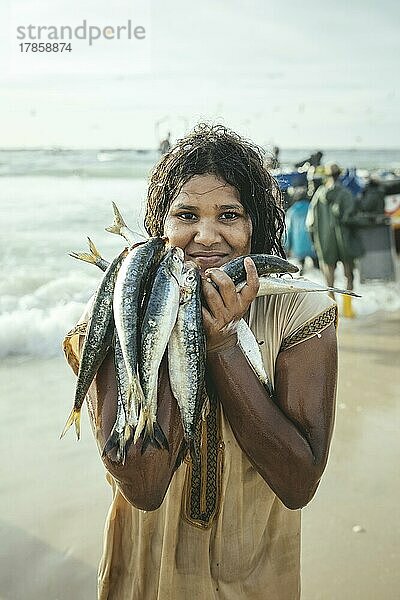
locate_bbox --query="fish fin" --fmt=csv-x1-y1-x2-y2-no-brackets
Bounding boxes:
69,251,97,265
60,408,81,440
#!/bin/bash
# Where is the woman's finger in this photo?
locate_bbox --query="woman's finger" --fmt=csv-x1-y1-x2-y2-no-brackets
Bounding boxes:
237,257,259,302
204,268,238,309
201,276,230,322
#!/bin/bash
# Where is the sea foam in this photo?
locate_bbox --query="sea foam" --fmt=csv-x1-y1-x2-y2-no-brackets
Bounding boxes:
0,271,99,358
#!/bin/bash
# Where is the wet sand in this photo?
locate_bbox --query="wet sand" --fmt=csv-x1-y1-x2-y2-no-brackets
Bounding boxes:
0,357,110,599
1,310,399,599
302,309,400,599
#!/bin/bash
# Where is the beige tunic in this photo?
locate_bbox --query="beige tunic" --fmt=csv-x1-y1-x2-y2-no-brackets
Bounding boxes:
64,292,336,600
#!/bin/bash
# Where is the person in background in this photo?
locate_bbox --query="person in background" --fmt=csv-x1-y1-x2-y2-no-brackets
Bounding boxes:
159,131,171,154
272,145,280,168
285,186,318,274
361,173,386,214
295,150,323,170
306,163,364,317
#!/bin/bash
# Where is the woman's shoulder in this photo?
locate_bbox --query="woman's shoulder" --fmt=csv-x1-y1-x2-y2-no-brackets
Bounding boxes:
251,292,337,349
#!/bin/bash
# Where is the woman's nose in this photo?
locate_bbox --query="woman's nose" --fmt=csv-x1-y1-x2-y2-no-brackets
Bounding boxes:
193,221,222,245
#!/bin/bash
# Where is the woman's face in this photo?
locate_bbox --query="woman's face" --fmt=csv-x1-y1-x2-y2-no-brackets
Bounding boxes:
163,174,252,272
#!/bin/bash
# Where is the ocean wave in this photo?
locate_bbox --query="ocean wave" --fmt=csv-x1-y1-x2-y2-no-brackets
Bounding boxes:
0,301,86,358
0,271,99,358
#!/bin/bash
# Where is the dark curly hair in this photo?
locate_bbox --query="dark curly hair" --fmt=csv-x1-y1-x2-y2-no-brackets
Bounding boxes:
144,123,286,257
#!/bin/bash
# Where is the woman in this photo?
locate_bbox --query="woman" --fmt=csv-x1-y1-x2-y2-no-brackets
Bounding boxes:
64,124,337,599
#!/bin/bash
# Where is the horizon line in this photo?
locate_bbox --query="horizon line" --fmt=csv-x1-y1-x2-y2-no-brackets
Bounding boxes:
1,146,400,152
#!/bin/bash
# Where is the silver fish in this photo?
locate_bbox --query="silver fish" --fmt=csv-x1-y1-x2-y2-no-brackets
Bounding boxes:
105,201,147,246
69,237,109,272
136,246,185,449
236,319,273,396
168,264,206,458
113,238,167,445
102,334,132,463
219,254,298,286
61,248,127,440
236,276,361,297
69,239,131,459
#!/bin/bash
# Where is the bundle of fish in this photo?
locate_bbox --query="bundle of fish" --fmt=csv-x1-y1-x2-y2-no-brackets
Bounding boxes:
61,202,359,463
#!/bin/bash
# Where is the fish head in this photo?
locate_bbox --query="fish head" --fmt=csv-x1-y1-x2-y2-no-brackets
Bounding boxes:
180,263,200,302
165,246,185,284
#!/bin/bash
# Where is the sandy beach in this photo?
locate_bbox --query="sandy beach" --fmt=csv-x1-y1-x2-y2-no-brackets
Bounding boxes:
1,309,399,599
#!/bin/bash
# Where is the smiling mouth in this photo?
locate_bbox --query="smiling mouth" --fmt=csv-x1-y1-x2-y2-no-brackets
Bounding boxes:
187,254,228,269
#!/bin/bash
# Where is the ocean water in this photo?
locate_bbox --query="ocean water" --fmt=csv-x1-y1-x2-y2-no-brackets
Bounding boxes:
0,175,148,358
1,149,400,359
1,147,400,178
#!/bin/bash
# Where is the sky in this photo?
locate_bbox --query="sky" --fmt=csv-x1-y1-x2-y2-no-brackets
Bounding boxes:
1,0,399,149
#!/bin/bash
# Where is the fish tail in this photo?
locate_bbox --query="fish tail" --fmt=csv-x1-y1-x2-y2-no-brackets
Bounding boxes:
123,422,136,454
117,437,127,465
133,407,148,445
140,421,169,454
138,416,155,453
153,422,169,451
114,426,130,465
105,201,126,234
102,429,119,459
103,422,134,463
123,422,133,443
87,236,102,259
68,251,97,265
128,377,145,412
60,407,81,440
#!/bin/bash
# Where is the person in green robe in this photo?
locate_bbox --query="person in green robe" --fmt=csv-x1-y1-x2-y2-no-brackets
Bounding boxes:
306,163,364,315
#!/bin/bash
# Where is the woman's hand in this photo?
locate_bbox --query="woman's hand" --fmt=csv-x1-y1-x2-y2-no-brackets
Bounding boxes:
201,257,259,353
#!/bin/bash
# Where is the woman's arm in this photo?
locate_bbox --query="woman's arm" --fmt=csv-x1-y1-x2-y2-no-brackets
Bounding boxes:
206,323,337,510
201,259,337,509
85,344,185,511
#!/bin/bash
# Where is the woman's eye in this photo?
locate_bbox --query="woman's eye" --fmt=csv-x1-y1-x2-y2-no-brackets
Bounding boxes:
177,212,197,221
220,212,239,220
